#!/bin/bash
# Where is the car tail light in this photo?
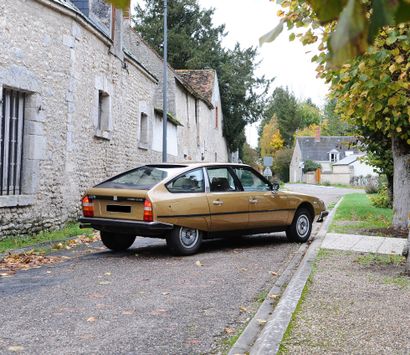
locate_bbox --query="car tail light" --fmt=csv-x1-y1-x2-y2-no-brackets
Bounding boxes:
143,199,153,222
82,196,94,217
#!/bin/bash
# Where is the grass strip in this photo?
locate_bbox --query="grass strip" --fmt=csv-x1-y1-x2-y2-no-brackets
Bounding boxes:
329,193,392,234
0,223,93,254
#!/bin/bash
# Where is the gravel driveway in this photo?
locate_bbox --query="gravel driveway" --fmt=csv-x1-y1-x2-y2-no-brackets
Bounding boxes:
0,235,301,354
0,184,354,354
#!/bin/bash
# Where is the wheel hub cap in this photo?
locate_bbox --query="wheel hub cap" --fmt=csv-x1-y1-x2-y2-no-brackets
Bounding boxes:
296,215,309,237
179,228,199,248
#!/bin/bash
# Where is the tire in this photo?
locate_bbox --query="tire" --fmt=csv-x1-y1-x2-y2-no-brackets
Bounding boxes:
166,226,202,256
100,231,136,251
286,208,313,243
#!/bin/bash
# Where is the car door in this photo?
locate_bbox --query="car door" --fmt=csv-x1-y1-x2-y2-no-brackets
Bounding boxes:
232,167,290,229
205,167,249,232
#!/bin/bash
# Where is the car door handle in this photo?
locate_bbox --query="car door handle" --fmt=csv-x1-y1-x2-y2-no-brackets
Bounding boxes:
213,200,224,206
249,198,258,204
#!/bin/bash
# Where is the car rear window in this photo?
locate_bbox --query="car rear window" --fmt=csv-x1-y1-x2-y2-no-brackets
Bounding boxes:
97,165,186,190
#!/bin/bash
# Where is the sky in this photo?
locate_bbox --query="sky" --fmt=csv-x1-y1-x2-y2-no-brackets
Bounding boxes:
130,0,329,147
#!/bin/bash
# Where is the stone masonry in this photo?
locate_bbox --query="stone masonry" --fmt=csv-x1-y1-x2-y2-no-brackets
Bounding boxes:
0,0,229,237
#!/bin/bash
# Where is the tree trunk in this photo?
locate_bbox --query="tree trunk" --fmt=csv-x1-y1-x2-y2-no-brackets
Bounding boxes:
406,224,410,275
392,137,410,274
386,173,394,206
392,137,410,230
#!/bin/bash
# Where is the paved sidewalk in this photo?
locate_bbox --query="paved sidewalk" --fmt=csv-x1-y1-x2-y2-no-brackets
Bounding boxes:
322,232,406,255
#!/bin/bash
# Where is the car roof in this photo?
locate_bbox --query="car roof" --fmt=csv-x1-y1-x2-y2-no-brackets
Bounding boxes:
146,162,251,168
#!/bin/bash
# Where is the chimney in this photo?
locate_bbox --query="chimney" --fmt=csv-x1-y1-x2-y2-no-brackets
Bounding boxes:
111,6,124,59
315,126,321,142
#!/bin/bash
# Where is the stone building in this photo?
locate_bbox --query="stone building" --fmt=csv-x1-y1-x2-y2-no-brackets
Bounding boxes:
0,0,229,237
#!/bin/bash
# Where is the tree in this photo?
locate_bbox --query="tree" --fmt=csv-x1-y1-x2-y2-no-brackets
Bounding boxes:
265,1,409,274
262,87,300,147
133,0,271,152
324,99,351,135
259,117,284,157
268,1,410,231
240,142,260,169
272,148,293,182
332,25,409,227
296,100,321,127
260,0,410,66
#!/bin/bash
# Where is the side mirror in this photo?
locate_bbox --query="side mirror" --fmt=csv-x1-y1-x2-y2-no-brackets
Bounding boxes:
271,182,280,192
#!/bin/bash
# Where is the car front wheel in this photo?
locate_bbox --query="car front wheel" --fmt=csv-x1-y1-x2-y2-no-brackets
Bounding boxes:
286,208,312,243
166,226,202,256
100,232,136,251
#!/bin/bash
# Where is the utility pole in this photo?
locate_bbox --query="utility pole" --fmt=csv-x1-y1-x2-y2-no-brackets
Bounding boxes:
162,0,168,162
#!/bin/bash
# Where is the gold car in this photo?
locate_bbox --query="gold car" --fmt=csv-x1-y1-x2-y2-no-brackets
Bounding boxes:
79,163,328,255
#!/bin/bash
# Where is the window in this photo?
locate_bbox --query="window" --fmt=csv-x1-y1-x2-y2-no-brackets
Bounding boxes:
167,169,205,193
1,88,26,196
329,149,339,163
98,90,110,131
139,112,148,146
233,167,270,192
97,165,184,190
207,167,237,192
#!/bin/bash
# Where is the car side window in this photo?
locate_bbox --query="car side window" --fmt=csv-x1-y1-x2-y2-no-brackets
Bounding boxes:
207,168,238,192
234,168,271,192
167,169,205,193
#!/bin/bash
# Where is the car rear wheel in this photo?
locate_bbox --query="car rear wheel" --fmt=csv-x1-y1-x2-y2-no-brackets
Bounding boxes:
166,226,202,256
286,208,312,243
100,232,136,251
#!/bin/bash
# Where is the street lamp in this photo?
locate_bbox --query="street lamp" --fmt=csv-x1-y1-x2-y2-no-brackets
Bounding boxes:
162,0,168,162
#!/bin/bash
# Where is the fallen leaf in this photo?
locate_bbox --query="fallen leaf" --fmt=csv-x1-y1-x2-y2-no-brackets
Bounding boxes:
98,281,111,285
239,306,247,313
195,260,203,267
269,294,279,300
257,319,267,326
8,346,24,352
86,317,96,322
240,268,247,272
151,308,167,316
270,271,278,276
224,327,235,335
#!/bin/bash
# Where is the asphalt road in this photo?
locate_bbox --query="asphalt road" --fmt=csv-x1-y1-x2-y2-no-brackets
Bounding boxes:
0,184,359,354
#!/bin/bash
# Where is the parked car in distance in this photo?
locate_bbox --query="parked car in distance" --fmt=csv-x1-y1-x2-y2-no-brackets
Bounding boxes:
79,163,328,255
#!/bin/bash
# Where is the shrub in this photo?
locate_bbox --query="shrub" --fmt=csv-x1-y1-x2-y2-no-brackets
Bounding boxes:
272,148,293,182
303,160,321,173
370,186,392,208
365,181,379,194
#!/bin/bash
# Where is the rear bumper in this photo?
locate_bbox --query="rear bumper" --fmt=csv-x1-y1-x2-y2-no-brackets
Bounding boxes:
316,210,329,223
79,217,174,237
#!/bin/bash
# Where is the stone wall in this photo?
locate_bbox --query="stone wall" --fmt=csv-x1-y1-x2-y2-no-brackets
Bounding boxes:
0,0,159,237
0,0,230,238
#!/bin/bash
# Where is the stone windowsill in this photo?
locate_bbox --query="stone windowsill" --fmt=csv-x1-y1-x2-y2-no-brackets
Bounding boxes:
0,195,35,208
138,142,149,150
94,129,112,140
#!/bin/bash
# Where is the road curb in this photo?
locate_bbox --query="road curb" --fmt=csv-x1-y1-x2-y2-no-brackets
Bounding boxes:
229,197,343,355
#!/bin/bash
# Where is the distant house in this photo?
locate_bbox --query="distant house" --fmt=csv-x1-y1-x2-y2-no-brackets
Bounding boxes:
289,133,377,184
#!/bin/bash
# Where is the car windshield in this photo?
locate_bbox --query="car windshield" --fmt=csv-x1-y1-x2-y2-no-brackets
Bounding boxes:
97,165,186,190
